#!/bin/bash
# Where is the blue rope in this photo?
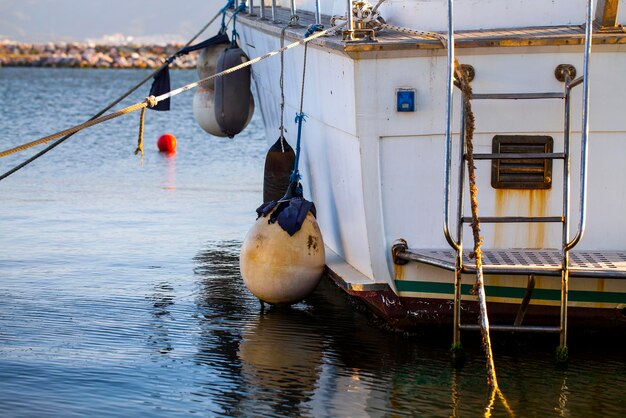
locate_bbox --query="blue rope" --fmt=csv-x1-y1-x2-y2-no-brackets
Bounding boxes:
219,0,235,34
304,24,324,38
230,2,247,47
289,112,307,188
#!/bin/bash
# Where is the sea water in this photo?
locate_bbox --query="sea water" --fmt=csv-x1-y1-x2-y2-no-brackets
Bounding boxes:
0,67,624,417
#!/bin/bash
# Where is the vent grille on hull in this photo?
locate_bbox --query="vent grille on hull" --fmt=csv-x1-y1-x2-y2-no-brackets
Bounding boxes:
491,135,553,189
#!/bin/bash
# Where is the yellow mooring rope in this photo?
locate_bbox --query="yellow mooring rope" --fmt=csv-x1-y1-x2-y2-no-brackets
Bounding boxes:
455,59,515,416
0,23,346,160
134,96,158,160
455,58,498,390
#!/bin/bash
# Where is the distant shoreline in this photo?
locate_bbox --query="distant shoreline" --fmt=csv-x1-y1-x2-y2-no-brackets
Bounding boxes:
0,41,197,69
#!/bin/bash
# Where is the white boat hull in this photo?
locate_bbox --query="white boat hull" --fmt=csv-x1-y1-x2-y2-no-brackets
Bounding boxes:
236,5,626,330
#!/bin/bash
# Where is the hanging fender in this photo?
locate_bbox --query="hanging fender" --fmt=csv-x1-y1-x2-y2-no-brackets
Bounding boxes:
214,47,254,138
240,202,324,305
263,136,295,203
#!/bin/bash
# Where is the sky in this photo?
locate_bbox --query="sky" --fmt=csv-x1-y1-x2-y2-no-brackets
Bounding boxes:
0,0,223,44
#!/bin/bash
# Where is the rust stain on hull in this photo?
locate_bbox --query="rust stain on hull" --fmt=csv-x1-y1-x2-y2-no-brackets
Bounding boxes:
494,189,549,248
393,263,405,280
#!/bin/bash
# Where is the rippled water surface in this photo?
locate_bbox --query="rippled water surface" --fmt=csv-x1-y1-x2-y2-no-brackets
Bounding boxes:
1,68,625,417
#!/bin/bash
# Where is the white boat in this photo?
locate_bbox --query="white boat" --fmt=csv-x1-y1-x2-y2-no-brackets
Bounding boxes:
233,0,626,352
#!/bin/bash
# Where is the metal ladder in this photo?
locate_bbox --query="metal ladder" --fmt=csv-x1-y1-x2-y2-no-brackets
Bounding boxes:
442,0,594,356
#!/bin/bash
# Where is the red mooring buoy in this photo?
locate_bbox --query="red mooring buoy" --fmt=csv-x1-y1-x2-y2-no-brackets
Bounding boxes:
157,134,177,153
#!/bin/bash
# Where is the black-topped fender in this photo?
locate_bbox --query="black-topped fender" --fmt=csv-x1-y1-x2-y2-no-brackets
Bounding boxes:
214,47,254,138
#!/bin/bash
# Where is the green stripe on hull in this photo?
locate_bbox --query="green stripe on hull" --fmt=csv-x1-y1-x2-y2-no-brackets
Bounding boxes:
394,281,626,304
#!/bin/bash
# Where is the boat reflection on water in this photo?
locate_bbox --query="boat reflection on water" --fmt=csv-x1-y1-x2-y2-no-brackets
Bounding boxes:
147,282,175,355
191,242,626,417
191,241,450,415
238,309,323,415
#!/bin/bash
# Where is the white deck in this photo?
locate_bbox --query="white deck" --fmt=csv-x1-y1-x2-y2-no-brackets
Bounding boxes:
398,248,626,278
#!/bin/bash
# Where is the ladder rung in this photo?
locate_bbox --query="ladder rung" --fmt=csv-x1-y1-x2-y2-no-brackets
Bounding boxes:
462,216,564,223
472,92,564,100
460,324,561,333
471,152,565,160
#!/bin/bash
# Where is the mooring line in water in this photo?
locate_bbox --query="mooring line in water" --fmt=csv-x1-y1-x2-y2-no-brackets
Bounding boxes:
0,23,346,164
455,58,515,418
455,59,499,390
456,61,515,418
485,387,516,418
0,4,228,181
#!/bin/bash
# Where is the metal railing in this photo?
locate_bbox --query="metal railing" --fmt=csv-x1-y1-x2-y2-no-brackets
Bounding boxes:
259,0,266,19
443,0,459,251
253,0,328,26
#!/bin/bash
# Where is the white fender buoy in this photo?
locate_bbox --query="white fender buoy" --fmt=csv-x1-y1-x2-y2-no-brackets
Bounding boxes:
193,87,254,138
193,86,225,137
240,210,325,305
197,44,225,81
193,39,230,137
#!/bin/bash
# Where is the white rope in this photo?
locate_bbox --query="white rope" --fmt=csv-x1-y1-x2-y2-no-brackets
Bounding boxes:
379,23,448,48
372,0,387,14
353,1,382,25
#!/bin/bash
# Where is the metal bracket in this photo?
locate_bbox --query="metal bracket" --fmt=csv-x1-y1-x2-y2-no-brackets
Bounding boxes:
555,64,577,82
514,274,536,326
391,239,409,265
342,28,377,42
598,24,626,33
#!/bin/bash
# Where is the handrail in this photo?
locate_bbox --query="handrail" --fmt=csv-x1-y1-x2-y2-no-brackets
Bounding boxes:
315,0,322,25
443,0,460,251
290,0,297,16
562,74,572,256
271,0,277,22
259,0,266,19
347,0,354,32
565,0,594,251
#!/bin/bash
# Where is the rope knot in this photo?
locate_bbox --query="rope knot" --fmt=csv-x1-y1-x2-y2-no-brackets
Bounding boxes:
305,24,324,38
234,2,246,14
289,169,302,183
331,1,385,31
145,96,158,108
354,1,385,29
294,112,307,123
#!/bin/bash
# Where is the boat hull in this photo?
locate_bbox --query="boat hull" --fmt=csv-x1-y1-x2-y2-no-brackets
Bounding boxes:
327,268,626,332
237,7,626,332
